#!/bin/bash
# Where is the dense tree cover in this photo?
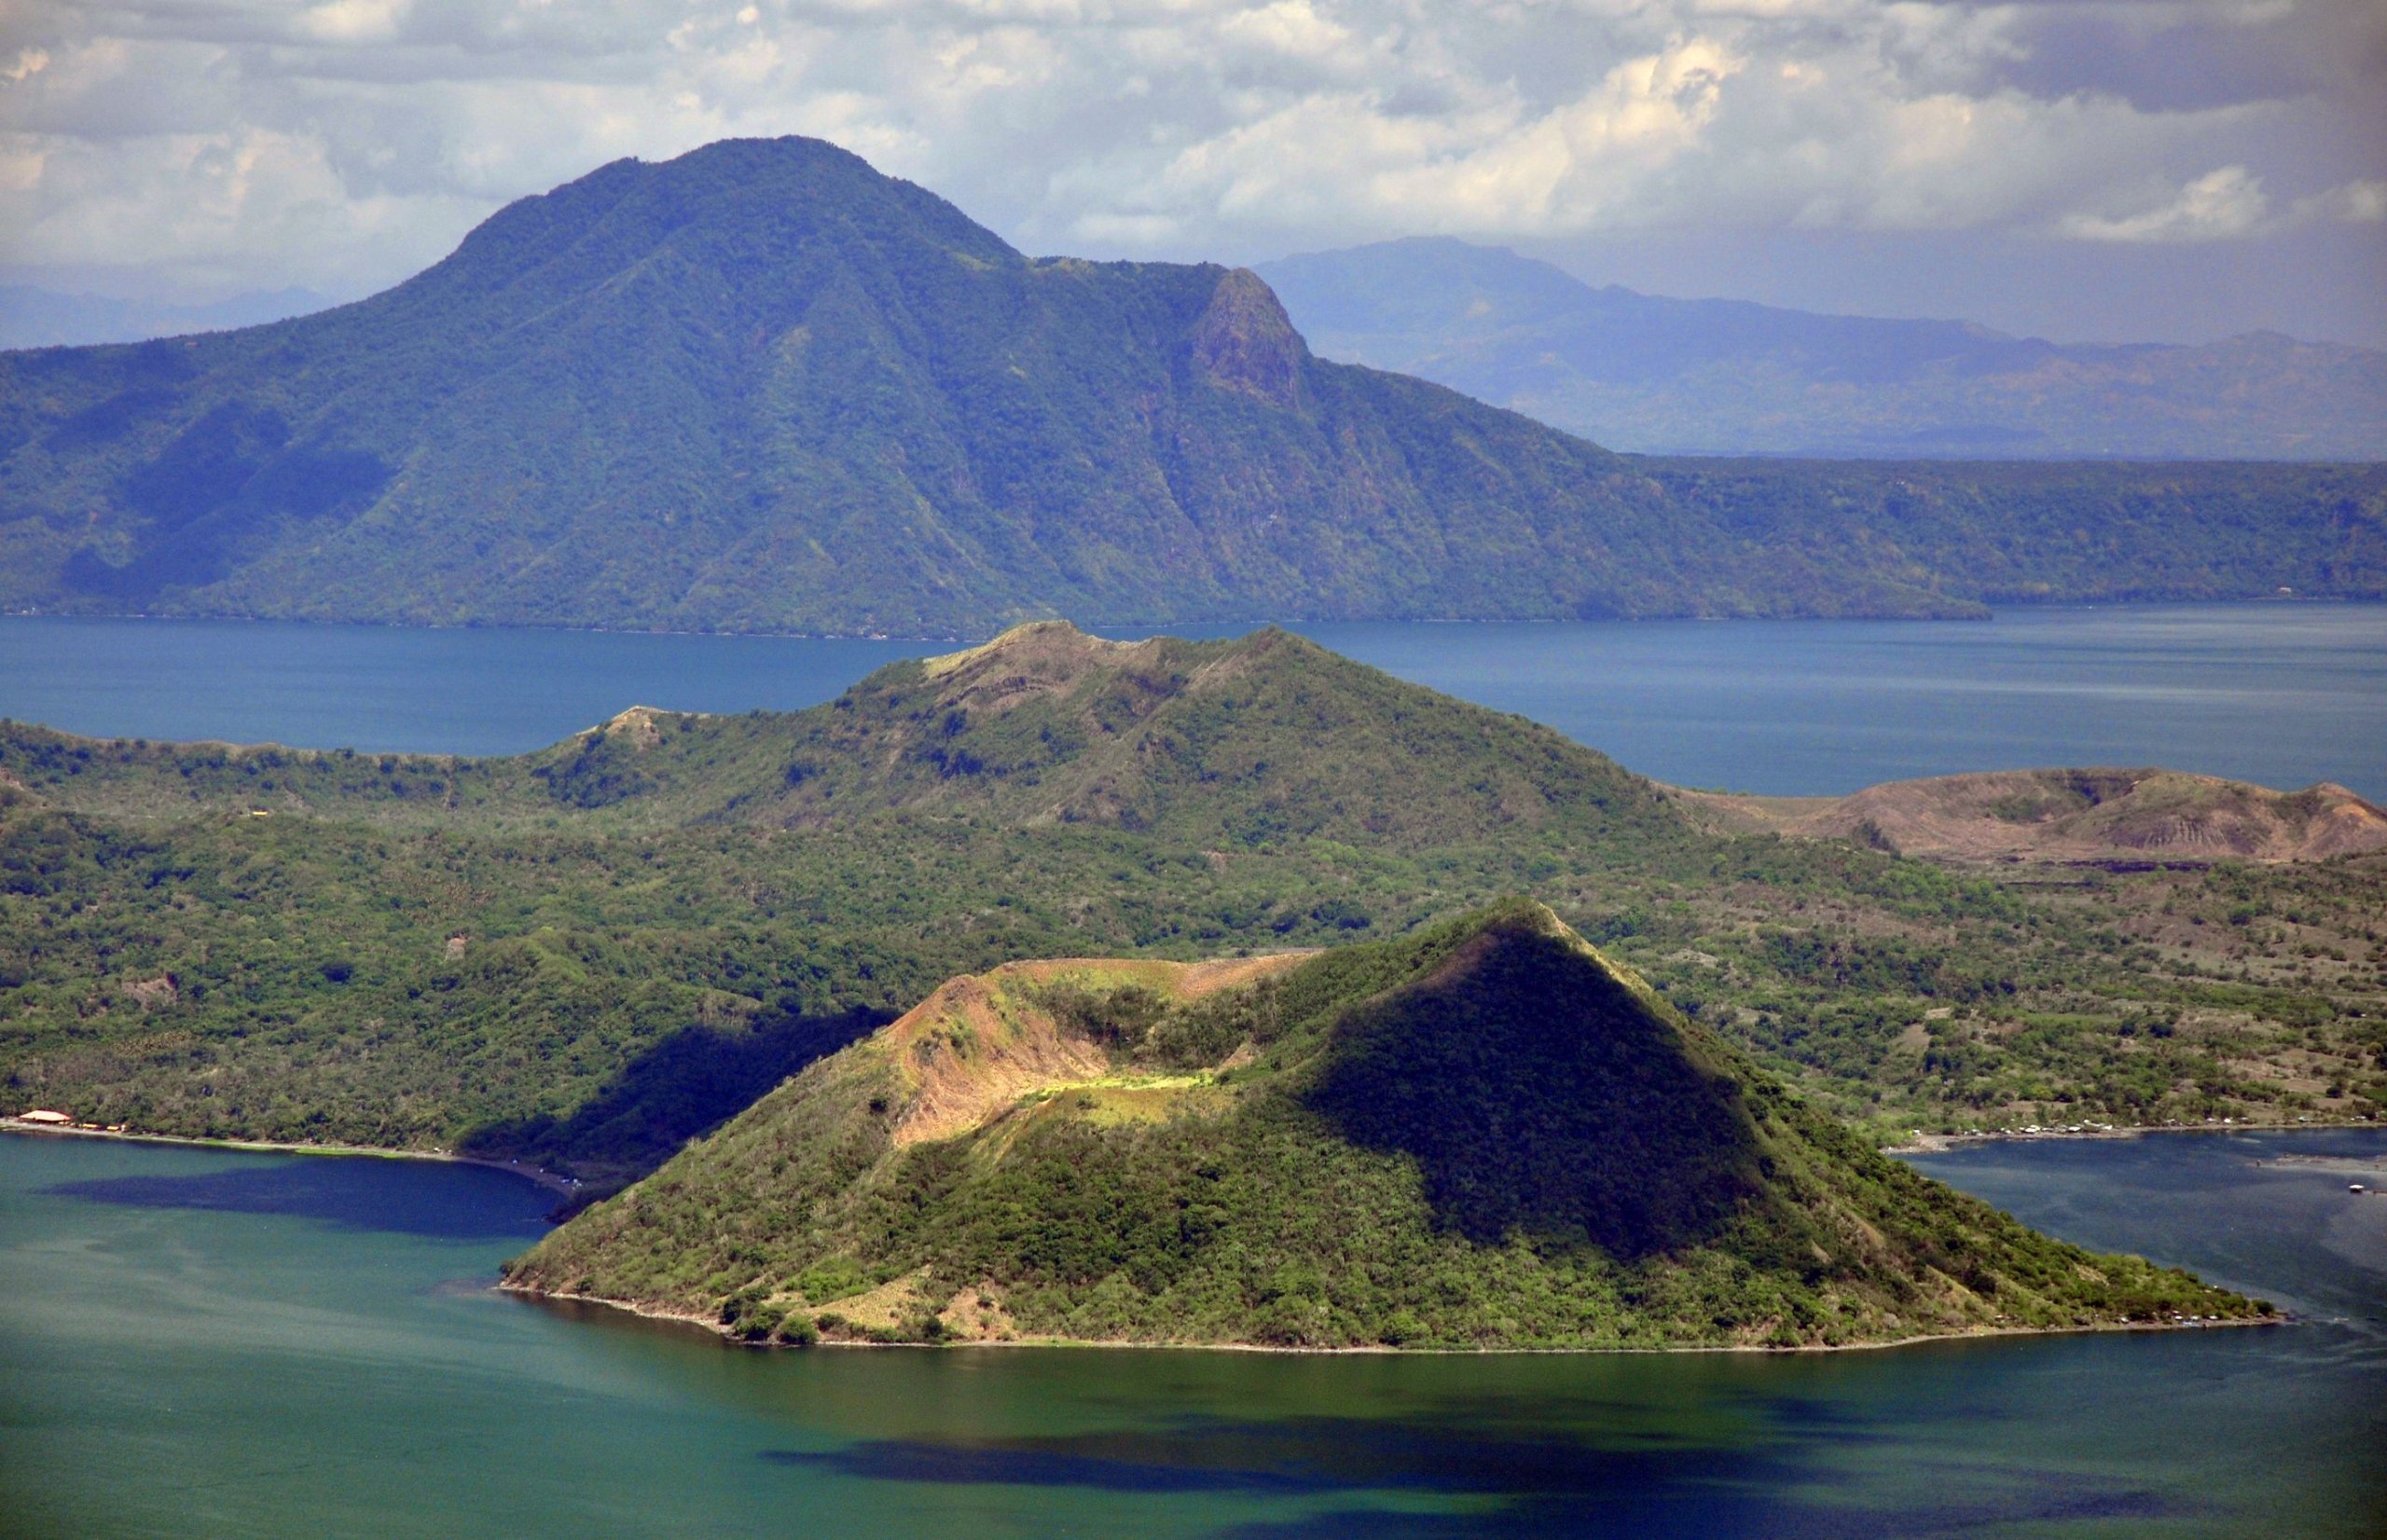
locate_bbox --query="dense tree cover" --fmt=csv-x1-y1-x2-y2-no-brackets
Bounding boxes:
508,903,2266,1348
3,626,2380,1191
3,137,2380,634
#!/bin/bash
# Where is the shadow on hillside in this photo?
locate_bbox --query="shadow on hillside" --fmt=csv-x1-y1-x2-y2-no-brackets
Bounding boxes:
458,1006,888,1201
1300,928,1760,1260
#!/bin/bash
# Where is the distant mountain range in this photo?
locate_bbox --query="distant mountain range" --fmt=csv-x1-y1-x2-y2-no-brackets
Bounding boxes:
0,285,335,351
2,138,2380,634
1255,239,2387,461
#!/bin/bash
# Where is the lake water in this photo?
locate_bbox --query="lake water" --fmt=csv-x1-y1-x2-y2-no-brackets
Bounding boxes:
2,1129,2380,1537
3,603,2381,798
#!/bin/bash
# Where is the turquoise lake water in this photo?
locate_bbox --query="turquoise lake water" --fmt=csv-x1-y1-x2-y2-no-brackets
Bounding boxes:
1,1128,2379,1537
3,603,2381,798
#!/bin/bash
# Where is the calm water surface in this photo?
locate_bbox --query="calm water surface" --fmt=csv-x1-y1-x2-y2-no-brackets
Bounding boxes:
3,603,2380,797
2,1129,2380,1537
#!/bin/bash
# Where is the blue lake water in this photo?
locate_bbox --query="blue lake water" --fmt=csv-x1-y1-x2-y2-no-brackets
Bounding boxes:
3,603,2381,797
2,1127,2380,1537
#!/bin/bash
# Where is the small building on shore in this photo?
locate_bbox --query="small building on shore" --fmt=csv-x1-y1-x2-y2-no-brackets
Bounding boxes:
16,1109,74,1125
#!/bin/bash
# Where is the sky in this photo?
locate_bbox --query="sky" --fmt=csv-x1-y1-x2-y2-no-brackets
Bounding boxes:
1,0,2382,346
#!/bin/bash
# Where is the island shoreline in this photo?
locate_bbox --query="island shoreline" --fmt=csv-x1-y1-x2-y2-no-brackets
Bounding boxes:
497,1281,2281,1358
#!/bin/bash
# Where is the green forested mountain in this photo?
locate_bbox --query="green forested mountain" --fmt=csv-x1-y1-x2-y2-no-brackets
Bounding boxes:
505,901,2264,1348
5,625,2381,1188
2,136,2380,632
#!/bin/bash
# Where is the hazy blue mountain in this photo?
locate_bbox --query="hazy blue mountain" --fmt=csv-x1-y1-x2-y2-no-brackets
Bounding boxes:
1,139,2380,634
0,285,336,351
1254,239,2387,461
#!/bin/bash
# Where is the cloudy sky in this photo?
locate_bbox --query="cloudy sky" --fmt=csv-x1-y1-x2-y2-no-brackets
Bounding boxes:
2,0,2382,344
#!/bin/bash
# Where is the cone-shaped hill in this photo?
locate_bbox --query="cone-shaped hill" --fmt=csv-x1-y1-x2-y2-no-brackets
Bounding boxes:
506,901,2263,1349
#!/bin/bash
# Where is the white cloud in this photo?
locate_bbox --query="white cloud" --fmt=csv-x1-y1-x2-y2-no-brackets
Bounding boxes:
0,0,2375,299
2063,166,2272,243
2064,165,2387,244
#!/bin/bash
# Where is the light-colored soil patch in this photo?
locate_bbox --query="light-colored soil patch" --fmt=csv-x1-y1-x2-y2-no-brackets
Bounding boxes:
884,952,1310,1147
937,1285,1019,1342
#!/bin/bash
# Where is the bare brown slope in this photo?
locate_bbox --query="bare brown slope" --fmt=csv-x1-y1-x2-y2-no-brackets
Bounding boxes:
878,953,1309,1146
1675,768,2387,862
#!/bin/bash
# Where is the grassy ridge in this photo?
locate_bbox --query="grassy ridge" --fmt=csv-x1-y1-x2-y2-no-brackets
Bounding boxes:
509,903,2265,1349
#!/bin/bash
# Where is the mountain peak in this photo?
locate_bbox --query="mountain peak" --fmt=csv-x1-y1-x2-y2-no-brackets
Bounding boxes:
923,619,1129,678
11,138,2376,631
1303,900,1759,1258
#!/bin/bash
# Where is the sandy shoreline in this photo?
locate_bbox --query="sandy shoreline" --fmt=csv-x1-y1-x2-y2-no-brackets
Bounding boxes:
0,1118,582,1196
500,1279,2280,1357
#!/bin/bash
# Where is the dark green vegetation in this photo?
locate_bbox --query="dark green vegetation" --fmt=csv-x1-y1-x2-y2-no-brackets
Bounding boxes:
5,138,2381,633
3,625,2381,1196
1258,237,2387,461
506,902,2266,1348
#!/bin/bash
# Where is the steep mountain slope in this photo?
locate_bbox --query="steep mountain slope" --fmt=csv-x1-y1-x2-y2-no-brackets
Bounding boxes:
1257,238,2387,461
3,138,2381,631
1675,769,2387,863
506,901,2264,1348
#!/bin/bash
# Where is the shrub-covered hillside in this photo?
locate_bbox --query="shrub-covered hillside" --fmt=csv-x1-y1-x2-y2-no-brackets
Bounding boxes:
506,902,2268,1349
5,626,2382,1187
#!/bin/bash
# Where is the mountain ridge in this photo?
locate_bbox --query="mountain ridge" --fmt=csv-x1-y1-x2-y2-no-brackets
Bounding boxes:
4,137,2382,631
